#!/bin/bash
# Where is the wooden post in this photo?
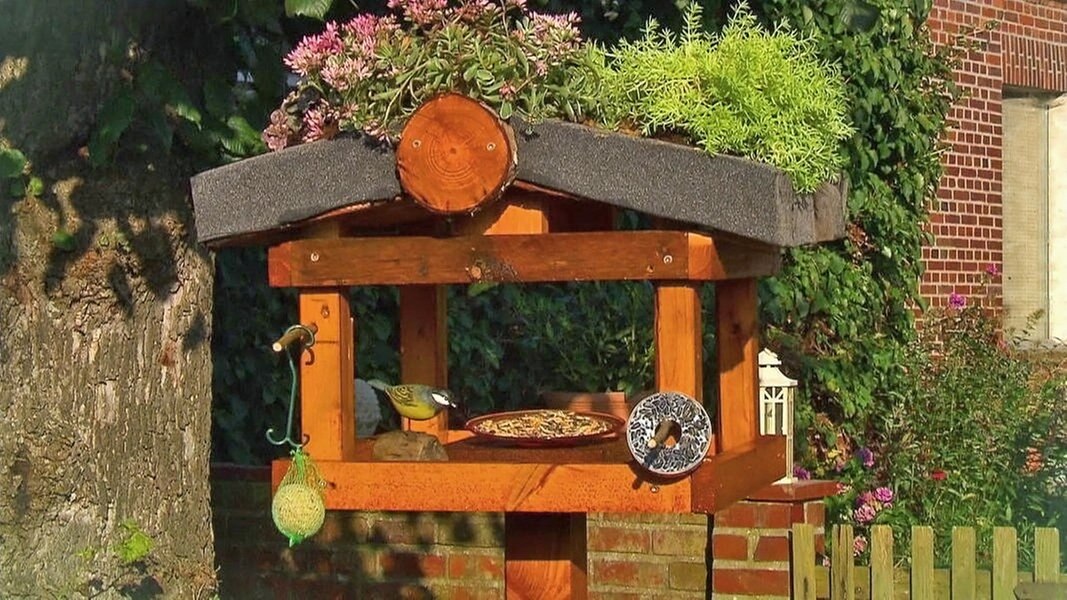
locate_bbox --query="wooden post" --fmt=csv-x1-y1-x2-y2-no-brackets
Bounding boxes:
504,513,587,600
298,290,356,461
399,285,449,441
716,278,759,452
654,282,703,401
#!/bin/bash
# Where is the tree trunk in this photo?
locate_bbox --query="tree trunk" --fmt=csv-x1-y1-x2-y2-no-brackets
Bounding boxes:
0,2,216,597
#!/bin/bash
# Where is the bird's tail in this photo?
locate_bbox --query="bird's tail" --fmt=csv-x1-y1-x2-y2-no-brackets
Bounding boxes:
366,379,390,392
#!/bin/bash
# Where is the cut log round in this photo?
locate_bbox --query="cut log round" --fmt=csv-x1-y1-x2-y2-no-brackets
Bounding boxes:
396,93,517,214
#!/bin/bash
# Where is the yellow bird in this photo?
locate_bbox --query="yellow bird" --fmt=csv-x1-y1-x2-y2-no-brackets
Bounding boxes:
367,380,456,421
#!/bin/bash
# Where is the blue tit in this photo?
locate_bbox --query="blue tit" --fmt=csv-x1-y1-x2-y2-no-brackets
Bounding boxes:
367,380,457,420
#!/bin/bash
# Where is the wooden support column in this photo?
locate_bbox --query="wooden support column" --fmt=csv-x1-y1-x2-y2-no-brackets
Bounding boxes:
715,278,759,452
399,284,449,441
298,290,356,461
504,513,587,600
654,282,704,401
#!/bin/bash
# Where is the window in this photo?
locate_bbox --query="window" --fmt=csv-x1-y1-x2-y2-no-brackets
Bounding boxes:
1002,91,1067,341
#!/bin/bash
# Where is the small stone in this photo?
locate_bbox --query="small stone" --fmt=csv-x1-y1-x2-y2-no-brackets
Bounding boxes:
372,430,448,462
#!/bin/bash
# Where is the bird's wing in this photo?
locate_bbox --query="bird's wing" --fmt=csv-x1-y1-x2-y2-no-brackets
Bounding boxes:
388,386,422,408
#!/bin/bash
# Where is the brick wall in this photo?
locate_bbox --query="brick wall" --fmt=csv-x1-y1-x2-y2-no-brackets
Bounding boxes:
922,0,1067,308
212,466,833,599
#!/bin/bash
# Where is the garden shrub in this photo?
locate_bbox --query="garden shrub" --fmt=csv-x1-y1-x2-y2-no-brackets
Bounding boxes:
595,3,853,192
810,283,1067,568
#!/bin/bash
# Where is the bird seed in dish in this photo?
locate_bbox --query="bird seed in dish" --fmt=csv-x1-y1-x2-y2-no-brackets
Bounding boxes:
472,410,614,439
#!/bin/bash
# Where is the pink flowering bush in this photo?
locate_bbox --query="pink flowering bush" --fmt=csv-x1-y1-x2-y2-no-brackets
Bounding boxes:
808,274,1066,568
264,0,602,150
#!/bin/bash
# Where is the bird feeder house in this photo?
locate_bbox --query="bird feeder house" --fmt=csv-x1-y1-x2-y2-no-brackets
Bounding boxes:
191,93,845,599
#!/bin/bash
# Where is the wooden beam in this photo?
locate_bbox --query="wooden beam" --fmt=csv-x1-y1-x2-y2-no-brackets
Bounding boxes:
268,232,779,287
293,460,691,513
690,436,785,513
654,283,703,402
716,278,759,452
455,190,550,235
298,290,357,461
505,513,587,600
269,436,784,514
399,285,449,442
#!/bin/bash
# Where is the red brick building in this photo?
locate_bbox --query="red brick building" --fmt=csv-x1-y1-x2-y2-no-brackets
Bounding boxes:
924,0,1066,340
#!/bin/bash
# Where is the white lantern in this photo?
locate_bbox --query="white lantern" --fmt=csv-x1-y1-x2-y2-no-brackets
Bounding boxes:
759,349,798,484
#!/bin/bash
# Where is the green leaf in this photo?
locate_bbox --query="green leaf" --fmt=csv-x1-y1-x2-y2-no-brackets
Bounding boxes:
26,176,44,196
52,229,76,252
499,101,514,120
115,521,153,565
8,178,25,198
88,90,135,166
284,0,332,20
0,148,27,179
203,78,233,119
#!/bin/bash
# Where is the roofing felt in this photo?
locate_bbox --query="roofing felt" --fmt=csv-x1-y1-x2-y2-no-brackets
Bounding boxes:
190,118,845,247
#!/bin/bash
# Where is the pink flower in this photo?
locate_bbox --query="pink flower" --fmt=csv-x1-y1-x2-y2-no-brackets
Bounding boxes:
301,103,334,143
854,503,877,525
985,263,1000,276
853,535,868,556
872,486,894,505
388,0,448,26
263,109,296,151
948,292,966,309
500,82,518,100
285,22,344,76
930,469,947,481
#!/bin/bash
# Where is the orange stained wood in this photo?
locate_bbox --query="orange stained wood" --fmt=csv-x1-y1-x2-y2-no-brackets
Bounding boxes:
716,278,760,452
505,513,587,600
399,285,449,441
298,290,357,461
269,435,785,514
267,231,780,287
456,190,549,235
690,436,786,513
654,283,704,402
396,93,517,214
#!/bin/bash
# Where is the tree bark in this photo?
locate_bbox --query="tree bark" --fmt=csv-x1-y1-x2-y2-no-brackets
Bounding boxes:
0,2,216,597
0,157,216,598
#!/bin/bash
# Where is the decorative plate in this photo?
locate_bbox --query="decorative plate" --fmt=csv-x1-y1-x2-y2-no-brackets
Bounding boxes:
465,409,624,447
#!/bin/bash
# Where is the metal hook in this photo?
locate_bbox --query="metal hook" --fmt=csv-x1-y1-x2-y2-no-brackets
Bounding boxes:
266,329,311,450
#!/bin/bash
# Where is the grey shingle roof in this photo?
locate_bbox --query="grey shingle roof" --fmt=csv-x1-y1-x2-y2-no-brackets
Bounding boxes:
190,118,845,247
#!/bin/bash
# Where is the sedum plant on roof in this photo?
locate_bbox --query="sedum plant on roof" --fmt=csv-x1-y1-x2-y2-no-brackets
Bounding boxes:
264,1,852,194
263,0,603,150
595,3,853,193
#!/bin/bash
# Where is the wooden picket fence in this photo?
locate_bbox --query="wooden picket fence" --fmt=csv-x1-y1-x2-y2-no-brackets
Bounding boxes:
790,524,1065,599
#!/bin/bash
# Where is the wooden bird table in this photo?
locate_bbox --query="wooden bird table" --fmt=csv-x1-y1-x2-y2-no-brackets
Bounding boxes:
187,94,845,599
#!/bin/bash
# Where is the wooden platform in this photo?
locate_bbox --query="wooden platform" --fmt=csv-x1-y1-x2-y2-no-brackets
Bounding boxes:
272,435,785,514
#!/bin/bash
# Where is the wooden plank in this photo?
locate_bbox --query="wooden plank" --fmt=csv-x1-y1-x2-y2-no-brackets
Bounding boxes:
833,524,856,600
456,190,549,235
912,526,935,600
298,290,356,461
654,283,703,401
270,435,782,513
871,525,894,600
1014,582,1067,600
792,523,818,600
993,526,1017,600
1033,528,1059,583
690,436,785,513
266,231,780,287
716,278,760,452
952,527,976,600
505,513,587,600
399,285,449,442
